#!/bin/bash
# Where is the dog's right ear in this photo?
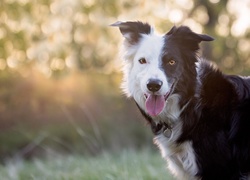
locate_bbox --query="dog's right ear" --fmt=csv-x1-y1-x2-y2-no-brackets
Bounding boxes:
111,21,152,45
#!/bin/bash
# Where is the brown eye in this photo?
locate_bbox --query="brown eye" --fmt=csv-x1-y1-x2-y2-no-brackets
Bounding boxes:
138,58,147,64
168,59,176,65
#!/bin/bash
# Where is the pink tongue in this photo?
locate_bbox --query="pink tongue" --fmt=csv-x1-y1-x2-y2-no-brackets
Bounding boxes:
145,95,165,116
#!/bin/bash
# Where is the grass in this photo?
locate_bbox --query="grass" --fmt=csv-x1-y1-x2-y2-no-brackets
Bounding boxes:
0,149,174,180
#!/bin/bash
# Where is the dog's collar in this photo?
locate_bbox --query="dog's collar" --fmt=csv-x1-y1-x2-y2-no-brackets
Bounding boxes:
151,99,191,137
135,101,173,137
135,99,192,138
151,121,172,138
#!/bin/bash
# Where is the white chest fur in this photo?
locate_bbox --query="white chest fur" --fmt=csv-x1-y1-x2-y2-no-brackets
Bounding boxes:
155,136,198,180
153,95,199,180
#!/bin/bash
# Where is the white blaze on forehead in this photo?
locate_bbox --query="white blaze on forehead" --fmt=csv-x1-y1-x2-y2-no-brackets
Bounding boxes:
135,34,165,64
125,33,170,115
134,34,167,93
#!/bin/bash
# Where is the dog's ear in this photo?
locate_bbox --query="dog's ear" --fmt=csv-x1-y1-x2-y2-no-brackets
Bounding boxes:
166,26,214,51
111,21,152,45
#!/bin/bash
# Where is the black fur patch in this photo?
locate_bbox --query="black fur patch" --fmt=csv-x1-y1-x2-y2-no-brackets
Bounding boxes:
111,21,151,45
180,60,250,179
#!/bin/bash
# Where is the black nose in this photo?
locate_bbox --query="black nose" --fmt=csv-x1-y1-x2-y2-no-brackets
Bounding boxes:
147,79,163,92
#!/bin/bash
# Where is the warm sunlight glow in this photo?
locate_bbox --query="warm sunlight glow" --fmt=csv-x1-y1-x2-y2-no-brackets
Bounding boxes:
0,59,7,70
216,24,229,37
169,9,184,23
65,55,77,69
209,0,220,4
216,14,230,37
176,0,194,10
50,58,65,71
227,0,250,37
0,0,249,75
193,6,209,25
183,19,203,33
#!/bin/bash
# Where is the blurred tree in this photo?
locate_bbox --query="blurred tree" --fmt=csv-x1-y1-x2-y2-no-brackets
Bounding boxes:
187,0,250,74
0,0,249,76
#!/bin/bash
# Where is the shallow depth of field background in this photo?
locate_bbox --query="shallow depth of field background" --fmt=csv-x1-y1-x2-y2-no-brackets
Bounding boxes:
0,0,250,179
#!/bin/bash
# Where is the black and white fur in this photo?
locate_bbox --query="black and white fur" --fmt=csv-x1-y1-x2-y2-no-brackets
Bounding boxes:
112,21,250,180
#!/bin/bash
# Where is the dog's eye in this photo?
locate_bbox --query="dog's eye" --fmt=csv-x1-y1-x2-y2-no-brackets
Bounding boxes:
138,58,147,64
168,60,176,66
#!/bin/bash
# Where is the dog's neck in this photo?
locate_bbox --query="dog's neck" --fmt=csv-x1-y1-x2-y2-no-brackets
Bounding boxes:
135,94,191,136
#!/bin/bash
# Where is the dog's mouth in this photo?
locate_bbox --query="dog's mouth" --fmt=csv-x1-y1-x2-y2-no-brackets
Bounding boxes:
144,83,175,117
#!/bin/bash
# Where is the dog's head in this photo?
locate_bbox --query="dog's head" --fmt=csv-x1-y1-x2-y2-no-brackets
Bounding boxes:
112,21,213,117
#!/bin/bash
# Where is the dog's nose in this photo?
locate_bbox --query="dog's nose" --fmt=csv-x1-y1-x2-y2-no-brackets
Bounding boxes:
147,79,162,92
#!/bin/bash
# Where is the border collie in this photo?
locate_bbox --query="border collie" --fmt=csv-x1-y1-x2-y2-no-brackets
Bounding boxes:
112,21,250,180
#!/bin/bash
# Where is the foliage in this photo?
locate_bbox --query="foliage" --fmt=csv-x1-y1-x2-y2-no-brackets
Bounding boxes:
0,149,173,180
0,0,250,76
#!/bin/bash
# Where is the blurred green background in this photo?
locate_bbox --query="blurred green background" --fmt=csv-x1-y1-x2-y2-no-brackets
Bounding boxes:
0,0,250,175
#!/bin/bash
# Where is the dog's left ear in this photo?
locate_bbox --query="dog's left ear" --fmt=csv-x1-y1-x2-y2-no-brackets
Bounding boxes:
111,21,152,45
166,26,214,51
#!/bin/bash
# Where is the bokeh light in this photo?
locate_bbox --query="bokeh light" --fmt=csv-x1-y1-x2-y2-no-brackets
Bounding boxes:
0,0,249,76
